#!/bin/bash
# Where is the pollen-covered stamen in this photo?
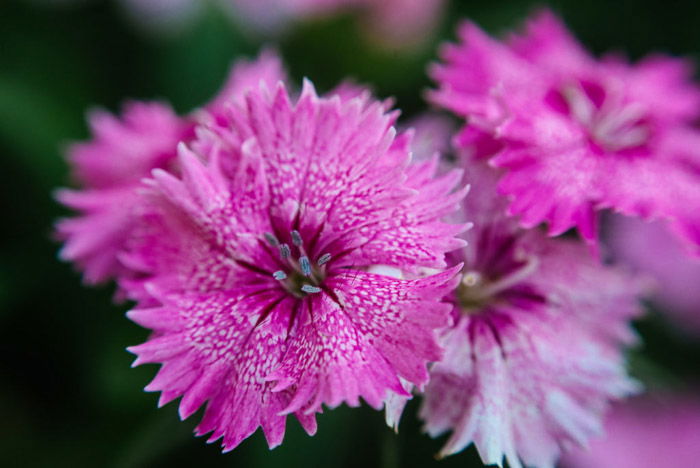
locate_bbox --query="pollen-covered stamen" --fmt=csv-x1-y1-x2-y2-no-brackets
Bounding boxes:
562,82,650,151
462,271,482,287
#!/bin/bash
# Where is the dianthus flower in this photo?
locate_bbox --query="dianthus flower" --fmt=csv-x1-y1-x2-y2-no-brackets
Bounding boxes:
125,80,467,451
401,151,642,468
430,10,700,252
55,101,191,284
606,214,700,334
56,50,285,287
563,395,700,468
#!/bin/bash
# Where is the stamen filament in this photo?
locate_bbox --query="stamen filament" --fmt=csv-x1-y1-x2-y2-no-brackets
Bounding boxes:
480,255,539,298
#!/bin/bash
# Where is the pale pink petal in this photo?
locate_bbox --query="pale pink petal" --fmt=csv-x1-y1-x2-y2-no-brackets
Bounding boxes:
413,155,642,467
607,214,700,333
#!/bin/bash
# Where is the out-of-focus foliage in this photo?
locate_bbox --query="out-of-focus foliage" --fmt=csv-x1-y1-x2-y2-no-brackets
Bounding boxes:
1,0,699,467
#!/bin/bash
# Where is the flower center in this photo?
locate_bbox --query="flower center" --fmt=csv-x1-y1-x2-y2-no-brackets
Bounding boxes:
264,230,331,298
457,255,539,313
559,81,650,152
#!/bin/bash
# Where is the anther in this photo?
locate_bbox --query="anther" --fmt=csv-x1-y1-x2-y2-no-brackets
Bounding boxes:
301,284,322,294
300,256,311,276
291,230,303,247
264,232,279,247
273,270,287,280
462,271,482,287
279,243,291,259
317,253,331,266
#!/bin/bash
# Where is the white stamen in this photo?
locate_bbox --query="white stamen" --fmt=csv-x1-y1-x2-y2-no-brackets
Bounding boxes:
291,230,303,246
480,255,540,298
461,271,482,287
279,243,291,259
300,256,311,276
301,284,321,294
264,232,279,246
273,270,287,280
317,253,331,266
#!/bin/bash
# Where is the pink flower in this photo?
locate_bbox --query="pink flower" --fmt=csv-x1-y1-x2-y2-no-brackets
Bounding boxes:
411,153,642,468
56,102,191,284
563,395,700,468
226,0,447,48
430,9,700,252
117,0,445,49
125,81,467,451
56,50,286,287
119,0,202,34
606,214,700,334
360,0,447,50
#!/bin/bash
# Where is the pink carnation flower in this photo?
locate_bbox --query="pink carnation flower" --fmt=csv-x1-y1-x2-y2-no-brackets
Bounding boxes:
409,153,642,468
563,395,700,468
56,50,285,287
56,102,191,284
125,81,467,451
430,9,700,252
606,214,700,333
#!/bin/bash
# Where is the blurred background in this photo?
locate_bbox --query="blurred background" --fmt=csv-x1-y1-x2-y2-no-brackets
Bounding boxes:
2,0,700,466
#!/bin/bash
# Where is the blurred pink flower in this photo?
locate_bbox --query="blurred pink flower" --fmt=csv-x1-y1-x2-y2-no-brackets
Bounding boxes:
56,101,191,284
606,215,700,333
430,9,700,253
125,80,467,451
360,0,447,49
563,395,700,468
119,0,202,33
408,152,643,468
56,50,286,286
118,0,445,48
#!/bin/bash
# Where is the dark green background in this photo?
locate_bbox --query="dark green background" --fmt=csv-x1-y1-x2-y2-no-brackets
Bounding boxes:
2,0,699,466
